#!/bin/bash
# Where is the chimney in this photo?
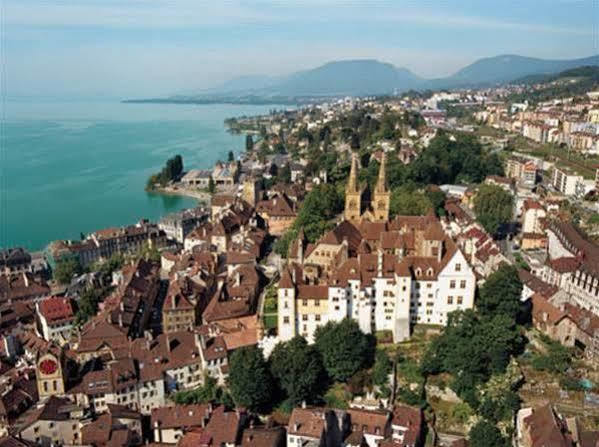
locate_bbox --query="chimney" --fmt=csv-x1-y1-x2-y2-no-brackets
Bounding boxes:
166,334,171,352
22,273,29,288
118,314,123,328
119,301,124,312
235,271,241,287
377,249,383,277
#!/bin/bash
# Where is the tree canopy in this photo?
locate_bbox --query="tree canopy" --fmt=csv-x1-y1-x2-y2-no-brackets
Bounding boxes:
473,184,514,236
372,349,393,387
406,133,503,186
390,186,434,217
469,420,507,447
420,310,524,407
477,265,523,321
314,319,375,382
146,154,183,189
227,346,273,412
270,336,326,406
54,257,82,285
245,134,254,152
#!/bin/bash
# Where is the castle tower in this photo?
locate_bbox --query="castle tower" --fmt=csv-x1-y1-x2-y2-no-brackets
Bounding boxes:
373,152,390,221
344,153,362,221
242,177,260,207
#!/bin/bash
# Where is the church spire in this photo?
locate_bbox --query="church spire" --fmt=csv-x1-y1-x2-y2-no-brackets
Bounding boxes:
375,151,388,194
347,152,359,194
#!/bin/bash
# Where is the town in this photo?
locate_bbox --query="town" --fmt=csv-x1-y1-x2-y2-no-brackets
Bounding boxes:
4,65,599,447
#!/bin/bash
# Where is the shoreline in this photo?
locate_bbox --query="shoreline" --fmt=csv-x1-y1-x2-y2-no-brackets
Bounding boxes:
147,185,212,204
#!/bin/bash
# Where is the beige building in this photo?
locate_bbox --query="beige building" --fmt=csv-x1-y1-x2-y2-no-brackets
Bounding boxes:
15,397,84,446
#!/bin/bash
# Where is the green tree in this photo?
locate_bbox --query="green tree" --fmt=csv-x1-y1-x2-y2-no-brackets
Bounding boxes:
273,228,298,258
208,177,216,194
75,288,103,324
473,184,513,236
420,310,524,405
477,265,523,321
293,184,343,242
314,319,375,382
270,336,326,406
54,257,82,284
372,349,393,387
425,188,447,216
469,420,507,447
245,134,254,152
228,150,235,162
390,186,433,217
278,163,292,184
479,390,520,423
228,346,273,412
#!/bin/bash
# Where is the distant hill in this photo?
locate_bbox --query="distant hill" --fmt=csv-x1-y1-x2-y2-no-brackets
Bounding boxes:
199,60,423,97
507,65,599,104
442,54,599,85
126,54,599,103
268,60,422,96
513,65,599,85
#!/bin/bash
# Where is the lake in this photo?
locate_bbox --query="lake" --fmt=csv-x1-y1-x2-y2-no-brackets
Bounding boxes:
0,100,278,251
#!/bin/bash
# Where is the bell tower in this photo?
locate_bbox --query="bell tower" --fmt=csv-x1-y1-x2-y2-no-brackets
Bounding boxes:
373,152,390,221
344,153,362,221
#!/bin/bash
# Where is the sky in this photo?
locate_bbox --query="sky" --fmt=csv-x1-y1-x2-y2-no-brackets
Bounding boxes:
2,0,598,99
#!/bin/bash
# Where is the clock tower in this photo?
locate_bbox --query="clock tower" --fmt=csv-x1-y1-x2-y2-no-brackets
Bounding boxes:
36,348,65,399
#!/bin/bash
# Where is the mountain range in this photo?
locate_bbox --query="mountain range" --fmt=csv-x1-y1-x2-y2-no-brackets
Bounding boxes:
133,54,599,103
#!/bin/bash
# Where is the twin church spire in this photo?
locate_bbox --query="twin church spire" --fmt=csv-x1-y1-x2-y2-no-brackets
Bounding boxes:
344,151,390,222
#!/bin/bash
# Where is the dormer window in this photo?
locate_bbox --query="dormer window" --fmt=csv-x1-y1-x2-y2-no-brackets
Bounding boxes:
427,268,433,276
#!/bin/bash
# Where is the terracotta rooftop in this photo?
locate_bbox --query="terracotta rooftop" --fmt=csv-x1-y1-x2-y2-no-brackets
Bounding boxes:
38,297,74,323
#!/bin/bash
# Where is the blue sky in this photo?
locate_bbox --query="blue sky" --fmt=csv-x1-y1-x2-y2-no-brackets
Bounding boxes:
2,0,598,98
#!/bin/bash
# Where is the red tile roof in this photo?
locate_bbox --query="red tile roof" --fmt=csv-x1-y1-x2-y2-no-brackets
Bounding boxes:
38,297,73,323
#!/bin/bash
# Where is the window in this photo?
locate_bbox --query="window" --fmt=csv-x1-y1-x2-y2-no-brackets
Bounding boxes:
302,315,308,321
447,296,453,304
302,299,308,306
457,296,463,305
460,280,466,288
450,280,456,289
456,263,461,272
315,315,321,321
284,301,288,309
283,316,290,324
315,300,320,306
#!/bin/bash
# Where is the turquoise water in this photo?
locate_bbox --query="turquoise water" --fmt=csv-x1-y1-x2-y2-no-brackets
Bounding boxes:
0,101,276,251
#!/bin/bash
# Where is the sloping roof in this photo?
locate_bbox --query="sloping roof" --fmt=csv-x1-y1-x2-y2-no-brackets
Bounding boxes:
288,407,326,439
204,406,243,446
240,427,284,447
38,297,74,323
151,404,212,429
347,408,389,436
